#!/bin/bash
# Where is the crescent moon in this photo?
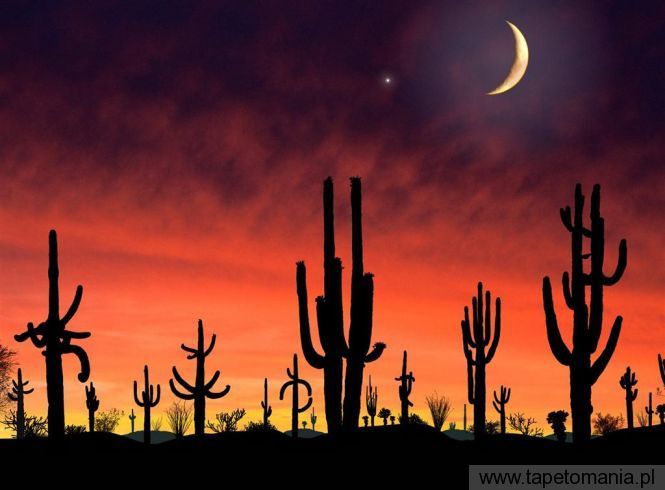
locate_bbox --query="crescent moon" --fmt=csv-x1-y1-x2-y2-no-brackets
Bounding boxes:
487,21,529,95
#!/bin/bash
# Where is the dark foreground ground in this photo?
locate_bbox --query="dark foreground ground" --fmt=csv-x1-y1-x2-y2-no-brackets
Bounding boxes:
1,424,662,484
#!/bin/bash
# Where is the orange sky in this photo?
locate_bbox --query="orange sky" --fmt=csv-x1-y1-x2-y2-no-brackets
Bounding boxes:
0,1,664,436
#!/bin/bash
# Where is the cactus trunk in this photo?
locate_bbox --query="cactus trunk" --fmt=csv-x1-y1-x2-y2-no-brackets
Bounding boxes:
134,365,160,444
8,368,33,440
492,385,511,435
395,350,415,425
279,354,313,438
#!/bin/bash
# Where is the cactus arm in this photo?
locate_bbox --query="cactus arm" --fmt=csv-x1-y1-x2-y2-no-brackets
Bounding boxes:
560,206,574,232
279,381,292,400
181,343,198,359
364,342,386,363
14,322,47,347
63,330,91,340
632,388,638,401
296,262,326,369
603,239,627,286
590,315,622,384
483,290,491,346
300,396,313,413
542,277,572,366
204,370,221,390
151,384,161,406
492,400,501,413
506,387,511,403
206,384,231,399
171,366,195,392
659,354,665,384
7,392,18,401
485,297,501,362
61,343,90,382
169,379,195,400
23,387,34,395
133,381,144,407
203,334,217,357
61,285,83,325
562,272,574,310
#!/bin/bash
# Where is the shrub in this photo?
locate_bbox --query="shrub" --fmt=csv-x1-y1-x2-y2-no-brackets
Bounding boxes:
426,393,452,431
165,401,193,438
95,408,124,433
592,412,624,435
508,412,544,437
207,408,246,433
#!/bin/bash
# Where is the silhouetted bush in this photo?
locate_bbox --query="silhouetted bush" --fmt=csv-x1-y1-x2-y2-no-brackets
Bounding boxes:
65,424,87,435
400,413,426,425
0,346,16,413
166,401,193,438
547,410,569,442
95,408,123,433
244,420,279,432
426,392,452,431
508,412,543,437
468,420,500,435
2,410,47,438
655,404,665,424
207,409,246,433
592,412,624,435
151,417,163,431
378,408,391,425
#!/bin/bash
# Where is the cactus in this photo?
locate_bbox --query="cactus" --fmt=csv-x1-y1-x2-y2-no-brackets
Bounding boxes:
362,415,369,427
7,368,34,439
128,408,137,433
645,392,654,427
365,375,378,426
395,350,414,425
85,382,100,433
261,378,272,428
463,403,467,431
543,184,627,443
296,177,385,432
619,367,638,429
461,281,501,438
657,404,665,425
492,385,511,434
279,354,312,438
310,408,317,431
14,230,91,440
133,365,160,444
659,354,665,385
169,319,230,437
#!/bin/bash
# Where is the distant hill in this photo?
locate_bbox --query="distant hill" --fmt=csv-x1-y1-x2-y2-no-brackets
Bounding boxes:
123,431,175,444
283,428,324,439
442,428,474,441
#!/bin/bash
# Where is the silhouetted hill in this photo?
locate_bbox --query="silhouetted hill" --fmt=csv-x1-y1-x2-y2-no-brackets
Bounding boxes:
123,430,175,444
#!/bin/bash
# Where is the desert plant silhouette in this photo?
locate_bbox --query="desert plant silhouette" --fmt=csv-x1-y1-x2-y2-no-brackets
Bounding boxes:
85,382,99,433
378,407,390,425
128,408,137,433
296,177,385,432
619,367,638,429
14,230,91,440
395,350,415,425
362,415,369,427
133,365,160,444
656,404,665,425
7,368,34,439
645,392,654,427
659,354,665,385
547,410,569,442
310,407,317,431
461,282,501,438
543,184,627,443
261,377,273,429
279,354,312,438
169,319,230,437
463,403,467,431
492,385,511,434
366,375,378,426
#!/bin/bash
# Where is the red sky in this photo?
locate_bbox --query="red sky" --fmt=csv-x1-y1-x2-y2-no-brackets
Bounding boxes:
0,0,664,435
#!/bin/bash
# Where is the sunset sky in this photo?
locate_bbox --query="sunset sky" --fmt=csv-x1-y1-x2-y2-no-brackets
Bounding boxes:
0,0,663,436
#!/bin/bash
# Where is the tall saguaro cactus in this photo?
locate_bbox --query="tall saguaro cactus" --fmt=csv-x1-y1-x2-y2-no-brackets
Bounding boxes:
129,408,137,433
85,382,99,433
543,184,627,443
133,365,160,444
169,319,230,437
645,392,654,427
492,385,511,434
279,354,312,438
659,354,665,385
14,230,91,440
461,281,501,438
619,367,638,429
395,350,415,425
7,368,34,439
365,375,378,426
296,177,385,432
261,377,272,428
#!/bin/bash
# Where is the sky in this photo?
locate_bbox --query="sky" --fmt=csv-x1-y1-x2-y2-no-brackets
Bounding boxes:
0,0,664,435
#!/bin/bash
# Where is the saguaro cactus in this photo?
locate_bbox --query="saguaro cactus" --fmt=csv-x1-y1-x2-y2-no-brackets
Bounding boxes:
128,408,137,433
14,230,91,440
261,377,272,428
645,392,654,427
279,354,312,438
85,382,100,433
310,408,317,431
365,375,378,426
133,365,160,444
619,367,638,429
461,281,501,438
7,368,34,439
395,350,414,425
296,177,385,432
463,403,467,431
543,184,627,443
492,385,511,434
659,354,665,385
169,319,230,437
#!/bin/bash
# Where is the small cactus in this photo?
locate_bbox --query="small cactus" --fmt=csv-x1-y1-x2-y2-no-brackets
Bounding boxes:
261,378,272,429
390,415,396,425
619,367,638,429
7,368,34,439
310,408,317,431
85,382,100,433
659,354,665,385
133,365,160,444
645,392,654,427
395,350,414,425
279,354,312,438
128,408,137,433
492,385,511,434
362,415,369,427
365,375,378,426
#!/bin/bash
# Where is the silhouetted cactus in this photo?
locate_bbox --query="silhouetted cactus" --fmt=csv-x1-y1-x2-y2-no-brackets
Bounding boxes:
657,404,665,425
362,415,369,427
296,177,385,432
659,354,665,385
133,365,160,444
547,410,569,443
461,282,501,438
366,375,378,426
310,407,317,431
619,367,638,429
169,319,230,437
463,403,467,431
279,354,312,438
129,408,137,433
261,377,272,429
85,382,99,433
7,368,34,439
395,350,414,425
14,230,91,440
645,392,654,427
492,385,511,434
543,184,626,443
